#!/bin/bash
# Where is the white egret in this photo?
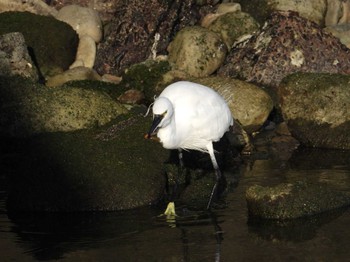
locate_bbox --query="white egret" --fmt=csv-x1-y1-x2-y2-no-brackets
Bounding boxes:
146,81,234,213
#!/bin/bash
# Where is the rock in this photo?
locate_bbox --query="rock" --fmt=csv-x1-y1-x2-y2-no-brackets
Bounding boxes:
194,76,273,133
325,0,350,26
118,89,145,105
207,11,259,50
5,112,169,211
246,181,350,219
69,35,96,69
56,5,102,69
0,76,126,137
56,4,102,43
48,0,121,23
168,26,227,77
278,72,350,150
0,11,78,77
239,0,326,25
201,2,241,28
46,66,101,87
325,24,350,48
94,0,199,76
0,0,58,16
218,11,350,89
0,32,39,81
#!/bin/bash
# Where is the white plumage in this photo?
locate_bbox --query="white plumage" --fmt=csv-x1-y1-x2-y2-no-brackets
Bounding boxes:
147,81,233,210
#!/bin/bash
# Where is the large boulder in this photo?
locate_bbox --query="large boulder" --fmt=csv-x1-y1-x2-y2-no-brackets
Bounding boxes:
278,73,350,149
218,11,350,89
5,112,169,212
168,26,227,77
195,76,273,133
0,76,126,137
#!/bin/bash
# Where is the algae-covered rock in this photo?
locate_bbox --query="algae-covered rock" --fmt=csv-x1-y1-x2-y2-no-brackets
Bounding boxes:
208,11,259,50
120,59,171,101
246,181,350,219
0,76,126,137
5,112,169,212
0,11,78,77
195,76,273,133
278,73,350,149
168,26,227,77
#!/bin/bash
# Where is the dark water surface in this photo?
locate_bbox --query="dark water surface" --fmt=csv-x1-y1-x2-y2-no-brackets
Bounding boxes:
1,148,350,261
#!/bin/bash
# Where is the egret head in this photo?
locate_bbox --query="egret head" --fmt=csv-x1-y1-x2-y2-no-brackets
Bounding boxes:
147,97,173,138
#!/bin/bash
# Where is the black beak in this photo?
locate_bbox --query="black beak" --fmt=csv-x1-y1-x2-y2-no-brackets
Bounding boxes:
147,115,163,139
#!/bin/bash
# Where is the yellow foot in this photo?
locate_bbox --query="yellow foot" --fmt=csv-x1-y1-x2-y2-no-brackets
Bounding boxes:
164,202,176,217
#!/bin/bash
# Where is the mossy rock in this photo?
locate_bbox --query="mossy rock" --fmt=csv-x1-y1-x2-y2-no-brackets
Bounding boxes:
5,112,169,212
0,76,126,137
120,59,172,101
246,181,350,219
0,11,78,77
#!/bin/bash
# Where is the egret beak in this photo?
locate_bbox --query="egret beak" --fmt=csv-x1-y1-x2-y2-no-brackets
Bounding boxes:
147,114,163,139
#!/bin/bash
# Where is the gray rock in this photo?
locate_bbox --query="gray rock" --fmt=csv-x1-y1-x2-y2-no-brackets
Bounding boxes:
246,181,350,219
278,73,350,149
0,32,38,81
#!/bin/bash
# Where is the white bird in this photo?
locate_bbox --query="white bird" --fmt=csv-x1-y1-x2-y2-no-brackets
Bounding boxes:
146,81,234,212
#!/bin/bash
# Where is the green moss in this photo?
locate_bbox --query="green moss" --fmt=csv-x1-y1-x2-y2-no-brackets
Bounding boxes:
120,60,171,100
0,11,78,76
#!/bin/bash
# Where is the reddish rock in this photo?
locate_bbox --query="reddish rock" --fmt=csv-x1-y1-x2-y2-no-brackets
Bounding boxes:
218,11,350,89
94,0,200,76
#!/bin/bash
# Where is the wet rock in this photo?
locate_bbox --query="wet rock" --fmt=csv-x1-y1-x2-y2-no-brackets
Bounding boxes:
46,66,102,87
207,11,259,50
5,112,169,212
218,11,350,89
0,32,39,81
94,0,199,76
278,72,350,149
0,11,78,77
194,76,273,133
0,76,126,137
246,181,350,219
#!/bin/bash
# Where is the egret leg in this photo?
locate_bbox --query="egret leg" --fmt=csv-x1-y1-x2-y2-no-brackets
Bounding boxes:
206,142,222,210
178,149,184,169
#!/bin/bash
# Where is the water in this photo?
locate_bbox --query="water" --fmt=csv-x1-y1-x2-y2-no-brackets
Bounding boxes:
1,148,350,261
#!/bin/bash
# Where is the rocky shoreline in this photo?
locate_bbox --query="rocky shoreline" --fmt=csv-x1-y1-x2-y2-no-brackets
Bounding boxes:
1,0,350,216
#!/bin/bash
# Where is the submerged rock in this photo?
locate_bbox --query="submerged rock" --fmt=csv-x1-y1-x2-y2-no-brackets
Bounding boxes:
278,73,350,149
5,113,169,212
218,11,350,89
246,181,350,219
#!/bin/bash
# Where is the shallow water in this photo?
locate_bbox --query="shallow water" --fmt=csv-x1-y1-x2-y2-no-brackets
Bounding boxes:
1,148,350,261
